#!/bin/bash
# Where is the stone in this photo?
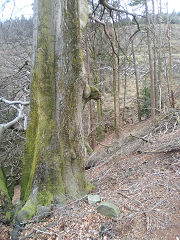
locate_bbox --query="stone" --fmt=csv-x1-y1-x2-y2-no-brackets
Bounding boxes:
88,194,101,205
97,201,120,218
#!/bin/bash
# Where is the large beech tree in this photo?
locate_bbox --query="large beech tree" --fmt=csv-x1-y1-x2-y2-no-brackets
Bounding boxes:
17,0,91,221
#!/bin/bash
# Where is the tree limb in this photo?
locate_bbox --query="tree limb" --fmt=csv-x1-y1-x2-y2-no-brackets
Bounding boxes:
89,14,118,58
0,97,29,144
99,0,141,40
0,97,29,105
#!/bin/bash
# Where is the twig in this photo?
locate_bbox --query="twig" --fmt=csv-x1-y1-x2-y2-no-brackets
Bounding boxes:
143,212,151,233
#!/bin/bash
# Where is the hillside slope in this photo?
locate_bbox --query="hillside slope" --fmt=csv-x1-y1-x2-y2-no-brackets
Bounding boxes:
1,112,179,240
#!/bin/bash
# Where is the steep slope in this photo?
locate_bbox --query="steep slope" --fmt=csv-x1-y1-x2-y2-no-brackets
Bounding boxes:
1,113,180,240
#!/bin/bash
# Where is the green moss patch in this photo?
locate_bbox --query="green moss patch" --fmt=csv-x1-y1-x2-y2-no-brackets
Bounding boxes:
0,167,10,199
17,198,37,222
38,190,53,206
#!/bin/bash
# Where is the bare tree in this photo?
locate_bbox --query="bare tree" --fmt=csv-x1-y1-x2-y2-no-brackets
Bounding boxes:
144,0,156,119
85,32,96,149
167,13,175,108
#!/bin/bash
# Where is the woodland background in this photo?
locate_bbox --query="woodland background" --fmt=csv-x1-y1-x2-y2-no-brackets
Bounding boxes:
1,1,180,189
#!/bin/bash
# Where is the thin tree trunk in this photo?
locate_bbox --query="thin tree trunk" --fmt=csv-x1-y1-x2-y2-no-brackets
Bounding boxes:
145,0,156,119
153,49,158,111
122,63,127,124
92,50,103,140
157,0,163,111
132,41,141,121
112,50,120,137
85,33,95,149
167,19,175,108
152,0,158,112
110,25,120,137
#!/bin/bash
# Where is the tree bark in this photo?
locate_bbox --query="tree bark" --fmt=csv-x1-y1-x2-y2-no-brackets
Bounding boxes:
131,41,141,121
92,50,103,140
157,0,163,111
167,18,175,108
112,49,120,137
145,0,156,119
85,33,96,149
152,0,158,111
110,26,120,137
18,0,91,222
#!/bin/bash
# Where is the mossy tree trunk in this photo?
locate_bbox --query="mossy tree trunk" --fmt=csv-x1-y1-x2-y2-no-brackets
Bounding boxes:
18,0,91,222
0,167,12,223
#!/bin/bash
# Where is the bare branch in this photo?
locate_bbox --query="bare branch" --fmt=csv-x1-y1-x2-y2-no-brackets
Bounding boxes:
0,97,29,105
0,105,24,143
89,14,118,58
99,0,141,40
0,97,29,144
99,0,136,17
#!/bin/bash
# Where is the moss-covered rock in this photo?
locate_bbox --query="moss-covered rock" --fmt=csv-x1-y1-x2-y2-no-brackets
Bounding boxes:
97,201,120,218
88,194,101,205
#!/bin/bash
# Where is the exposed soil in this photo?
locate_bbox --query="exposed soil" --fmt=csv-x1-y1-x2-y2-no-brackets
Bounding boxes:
1,116,180,240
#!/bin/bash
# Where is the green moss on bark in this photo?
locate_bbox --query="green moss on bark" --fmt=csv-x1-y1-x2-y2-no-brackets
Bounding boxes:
20,0,91,219
21,1,59,203
38,190,53,206
17,198,37,222
0,167,10,199
90,86,101,100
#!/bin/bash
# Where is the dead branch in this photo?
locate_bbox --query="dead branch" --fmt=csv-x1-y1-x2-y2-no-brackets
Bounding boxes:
97,141,113,148
0,97,29,144
0,97,29,105
130,134,150,142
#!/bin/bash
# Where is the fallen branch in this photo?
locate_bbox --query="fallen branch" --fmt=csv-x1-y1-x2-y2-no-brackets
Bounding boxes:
0,97,29,105
137,148,180,155
97,141,113,148
130,134,150,143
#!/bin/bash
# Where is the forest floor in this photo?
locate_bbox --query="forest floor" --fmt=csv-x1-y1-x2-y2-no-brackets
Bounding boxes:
1,113,180,240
